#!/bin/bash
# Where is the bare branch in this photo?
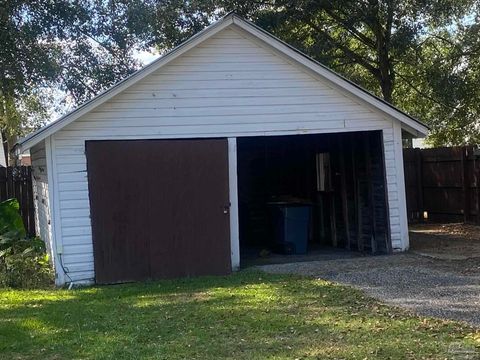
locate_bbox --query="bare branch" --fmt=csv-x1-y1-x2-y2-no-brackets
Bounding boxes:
322,8,376,49
306,20,380,78
394,70,460,111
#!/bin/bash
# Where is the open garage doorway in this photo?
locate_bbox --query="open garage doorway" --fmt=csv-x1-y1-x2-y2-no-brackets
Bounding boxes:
237,131,391,267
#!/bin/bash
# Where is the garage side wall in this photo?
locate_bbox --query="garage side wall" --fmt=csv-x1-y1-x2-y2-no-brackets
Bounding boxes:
49,27,399,284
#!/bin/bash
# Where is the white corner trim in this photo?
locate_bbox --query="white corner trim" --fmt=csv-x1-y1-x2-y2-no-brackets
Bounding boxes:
45,136,66,286
228,137,240,271
393,121,409,250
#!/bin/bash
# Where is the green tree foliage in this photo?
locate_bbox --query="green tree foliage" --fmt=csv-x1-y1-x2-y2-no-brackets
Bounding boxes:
132,0,479,145
1,0,478,147
0,0,144,156
395,14,480,146
0,198,25,237
0,199,52,288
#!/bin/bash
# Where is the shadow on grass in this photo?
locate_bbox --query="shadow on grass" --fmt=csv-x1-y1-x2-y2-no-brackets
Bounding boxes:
0,270,476,359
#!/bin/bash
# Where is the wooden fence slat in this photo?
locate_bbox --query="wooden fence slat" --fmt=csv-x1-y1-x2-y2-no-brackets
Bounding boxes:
462,148,469,223
0,166,35,236
0,167,6,201
416,149,424,217
404,146,480,224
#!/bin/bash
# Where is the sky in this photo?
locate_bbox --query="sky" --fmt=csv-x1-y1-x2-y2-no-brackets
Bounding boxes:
24,48,161,156
133,49,161,65
48,48,161,123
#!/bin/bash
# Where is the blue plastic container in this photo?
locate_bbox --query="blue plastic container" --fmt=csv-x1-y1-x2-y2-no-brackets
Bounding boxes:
272,204,311,254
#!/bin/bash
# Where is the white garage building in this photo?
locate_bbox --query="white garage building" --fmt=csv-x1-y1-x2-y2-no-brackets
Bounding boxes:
14,13,428,286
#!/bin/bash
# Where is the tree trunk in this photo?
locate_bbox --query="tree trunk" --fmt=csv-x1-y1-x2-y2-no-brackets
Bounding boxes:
6,132,16,166
371,3,395,104
0,88,18,166
379,64,394,103
378,0,395,103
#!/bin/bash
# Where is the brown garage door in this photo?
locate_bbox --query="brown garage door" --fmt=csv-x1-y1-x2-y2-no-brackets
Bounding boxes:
86,139,231,284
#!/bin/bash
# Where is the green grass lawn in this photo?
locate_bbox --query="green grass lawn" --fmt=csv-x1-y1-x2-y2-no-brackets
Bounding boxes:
0,271,478,359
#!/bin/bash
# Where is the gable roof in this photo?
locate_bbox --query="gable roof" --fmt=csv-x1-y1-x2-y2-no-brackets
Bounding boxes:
14,13,428,153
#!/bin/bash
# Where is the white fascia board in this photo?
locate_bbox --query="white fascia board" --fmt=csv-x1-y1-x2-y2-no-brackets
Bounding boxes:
400,123,426,138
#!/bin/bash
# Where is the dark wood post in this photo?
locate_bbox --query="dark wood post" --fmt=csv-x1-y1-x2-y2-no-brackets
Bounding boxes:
351,135,361,251
339,138,351,250
364,135,377,253
354,138,364,252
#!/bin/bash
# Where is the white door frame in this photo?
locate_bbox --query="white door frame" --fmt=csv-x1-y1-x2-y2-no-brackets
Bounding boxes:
228,137,240,270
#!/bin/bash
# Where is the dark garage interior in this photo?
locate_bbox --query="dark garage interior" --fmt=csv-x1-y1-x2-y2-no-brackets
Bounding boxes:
237,131,391,266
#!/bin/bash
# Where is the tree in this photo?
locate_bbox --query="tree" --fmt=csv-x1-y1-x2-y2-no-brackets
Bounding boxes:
0,0,145,161
416,18,480,146
1,0,70,156
252,1,475,103
3,0,478,148
134,0,478,145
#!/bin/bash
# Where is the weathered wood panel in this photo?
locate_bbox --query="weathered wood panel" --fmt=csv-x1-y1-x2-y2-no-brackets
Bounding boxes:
404,146,480,223
0,166,35,236
237,131,391,254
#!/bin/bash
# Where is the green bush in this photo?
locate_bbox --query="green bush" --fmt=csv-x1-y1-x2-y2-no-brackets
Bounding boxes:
0,198,26,237
0,199,53,288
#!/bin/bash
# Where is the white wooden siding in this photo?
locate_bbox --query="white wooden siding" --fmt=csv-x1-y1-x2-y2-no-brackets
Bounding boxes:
50,28,400,283
30,142,53,258
383,124,409,250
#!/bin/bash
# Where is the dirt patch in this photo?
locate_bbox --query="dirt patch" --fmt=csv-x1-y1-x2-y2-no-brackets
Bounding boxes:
410,223,480,262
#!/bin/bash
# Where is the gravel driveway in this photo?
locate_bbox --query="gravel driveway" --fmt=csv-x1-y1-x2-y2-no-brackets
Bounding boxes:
259,253,480,327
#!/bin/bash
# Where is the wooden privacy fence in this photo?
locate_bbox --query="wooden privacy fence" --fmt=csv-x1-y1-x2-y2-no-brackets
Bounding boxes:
0,166,35,236
404,146,480,224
